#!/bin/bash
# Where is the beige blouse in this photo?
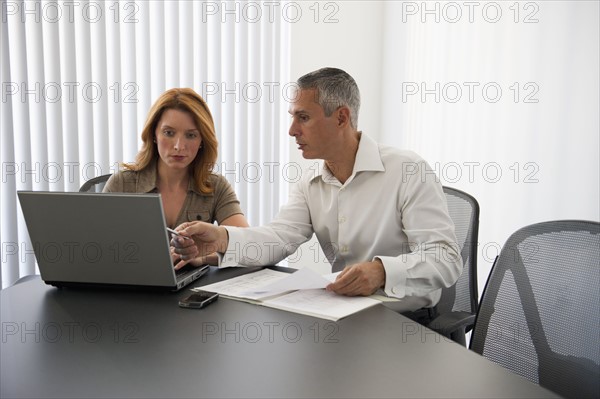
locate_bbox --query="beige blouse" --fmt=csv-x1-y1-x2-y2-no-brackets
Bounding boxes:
103,163,244,228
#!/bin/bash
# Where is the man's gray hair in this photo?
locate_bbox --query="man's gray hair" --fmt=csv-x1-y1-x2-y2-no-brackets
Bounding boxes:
297,67,361,129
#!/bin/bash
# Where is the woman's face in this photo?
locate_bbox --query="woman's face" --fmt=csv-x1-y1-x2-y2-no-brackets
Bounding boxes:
154,109,202,172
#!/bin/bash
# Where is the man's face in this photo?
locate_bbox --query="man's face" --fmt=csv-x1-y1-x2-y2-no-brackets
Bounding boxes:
288,89,340,160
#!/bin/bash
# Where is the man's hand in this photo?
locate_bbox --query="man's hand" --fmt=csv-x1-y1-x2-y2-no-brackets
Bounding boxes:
170,221,229,265
326,259,386,296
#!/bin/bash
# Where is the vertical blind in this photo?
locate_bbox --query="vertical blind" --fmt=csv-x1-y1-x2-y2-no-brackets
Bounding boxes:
1,0,291,288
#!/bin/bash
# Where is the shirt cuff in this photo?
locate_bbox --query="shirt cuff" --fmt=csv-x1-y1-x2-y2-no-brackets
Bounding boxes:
375,255,408,299
219,226,240,268
215,252,224,267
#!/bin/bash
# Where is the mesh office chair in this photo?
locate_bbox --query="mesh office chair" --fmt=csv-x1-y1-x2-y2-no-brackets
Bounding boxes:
470,220,600,398
427,186,480,346
79,174,112,192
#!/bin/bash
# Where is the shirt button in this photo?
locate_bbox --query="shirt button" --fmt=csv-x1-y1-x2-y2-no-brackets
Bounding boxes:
339,216,346,223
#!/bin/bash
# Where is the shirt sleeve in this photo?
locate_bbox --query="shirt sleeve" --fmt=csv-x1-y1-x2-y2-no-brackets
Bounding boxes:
377,159,462,302
220,176,315,267
102,170,143,193
211,175,244,224
102,172,122,192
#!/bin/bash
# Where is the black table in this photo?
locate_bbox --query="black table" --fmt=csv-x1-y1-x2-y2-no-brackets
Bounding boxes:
1,267,558,398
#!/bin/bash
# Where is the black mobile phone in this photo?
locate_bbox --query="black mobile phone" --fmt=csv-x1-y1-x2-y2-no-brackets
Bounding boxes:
178,291,219,309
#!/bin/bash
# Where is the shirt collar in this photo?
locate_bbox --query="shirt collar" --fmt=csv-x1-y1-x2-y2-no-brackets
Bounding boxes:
311,132,385,184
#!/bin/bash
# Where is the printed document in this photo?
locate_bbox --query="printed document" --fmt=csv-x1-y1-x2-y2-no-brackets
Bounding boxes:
242,267,339,296
193,268,380,321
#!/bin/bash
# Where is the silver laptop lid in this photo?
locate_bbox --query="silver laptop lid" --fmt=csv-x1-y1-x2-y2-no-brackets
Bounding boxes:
18,191,181,288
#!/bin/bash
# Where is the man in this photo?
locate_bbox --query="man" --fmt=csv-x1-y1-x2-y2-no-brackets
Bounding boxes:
172,67,462,321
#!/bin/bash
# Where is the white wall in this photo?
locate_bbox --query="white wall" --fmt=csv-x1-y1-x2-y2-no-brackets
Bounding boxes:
288,1,384,141
286,1,600,296
379,1,600,295
286,1,385,272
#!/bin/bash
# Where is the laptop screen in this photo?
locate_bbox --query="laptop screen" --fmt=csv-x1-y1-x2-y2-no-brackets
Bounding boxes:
18,192,181,288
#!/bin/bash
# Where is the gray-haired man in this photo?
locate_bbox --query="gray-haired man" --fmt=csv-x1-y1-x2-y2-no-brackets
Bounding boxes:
172,67,462,321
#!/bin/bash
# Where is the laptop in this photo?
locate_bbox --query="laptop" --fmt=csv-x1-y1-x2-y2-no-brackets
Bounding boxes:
17,191,209,291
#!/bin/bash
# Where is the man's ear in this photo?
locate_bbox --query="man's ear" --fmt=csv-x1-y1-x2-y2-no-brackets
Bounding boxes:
336,106,351,128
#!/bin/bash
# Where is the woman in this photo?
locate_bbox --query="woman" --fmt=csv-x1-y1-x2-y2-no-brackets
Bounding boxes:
104,88,248,268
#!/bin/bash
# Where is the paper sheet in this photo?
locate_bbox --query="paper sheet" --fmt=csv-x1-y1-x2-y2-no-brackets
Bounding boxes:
243,267,340,297
194,268,383,321
193,268,290,300
265,289,380,321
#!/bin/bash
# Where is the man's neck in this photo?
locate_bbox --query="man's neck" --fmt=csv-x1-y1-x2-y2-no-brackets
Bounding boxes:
325,131,361,184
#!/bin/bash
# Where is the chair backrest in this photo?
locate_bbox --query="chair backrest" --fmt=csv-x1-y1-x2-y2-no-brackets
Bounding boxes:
437,186,480,317
470,220,600,399
79,174,112,193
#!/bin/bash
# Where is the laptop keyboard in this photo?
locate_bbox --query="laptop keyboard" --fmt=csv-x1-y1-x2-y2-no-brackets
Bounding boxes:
175,265,199,280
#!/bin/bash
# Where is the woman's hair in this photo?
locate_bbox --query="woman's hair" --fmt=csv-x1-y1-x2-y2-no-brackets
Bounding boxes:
124,88,218,194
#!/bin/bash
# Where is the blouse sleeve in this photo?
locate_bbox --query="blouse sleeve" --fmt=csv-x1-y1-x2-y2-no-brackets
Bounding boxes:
102,172,123,192
211,175,244,223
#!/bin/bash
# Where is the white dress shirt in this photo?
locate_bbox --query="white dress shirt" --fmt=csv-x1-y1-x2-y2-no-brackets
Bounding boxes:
222,133,462,311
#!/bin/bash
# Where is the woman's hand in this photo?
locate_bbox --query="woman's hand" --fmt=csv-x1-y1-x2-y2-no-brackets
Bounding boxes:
172,248,219,270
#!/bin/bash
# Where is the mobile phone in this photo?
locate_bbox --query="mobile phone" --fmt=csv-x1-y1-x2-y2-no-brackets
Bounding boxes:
178,291,219,309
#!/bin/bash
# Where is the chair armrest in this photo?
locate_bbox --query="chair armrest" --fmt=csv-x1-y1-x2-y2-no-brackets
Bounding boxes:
10,274,41,287
427,311,476,345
